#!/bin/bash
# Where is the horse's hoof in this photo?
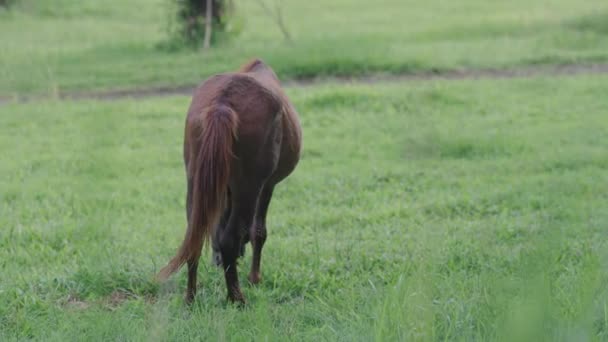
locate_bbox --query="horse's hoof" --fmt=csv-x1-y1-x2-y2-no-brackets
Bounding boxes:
248,272,261,285
228,292,247,306
235,298,247,308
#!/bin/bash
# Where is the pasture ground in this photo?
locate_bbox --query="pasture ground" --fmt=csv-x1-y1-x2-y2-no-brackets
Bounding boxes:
2,75,608,340
2,0,608,340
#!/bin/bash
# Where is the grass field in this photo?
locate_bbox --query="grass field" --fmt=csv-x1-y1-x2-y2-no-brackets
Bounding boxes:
2,0,608,95
2,75,608,340
2,0,608,340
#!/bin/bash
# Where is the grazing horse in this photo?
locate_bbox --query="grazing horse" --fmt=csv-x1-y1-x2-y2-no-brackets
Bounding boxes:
157,59,302,304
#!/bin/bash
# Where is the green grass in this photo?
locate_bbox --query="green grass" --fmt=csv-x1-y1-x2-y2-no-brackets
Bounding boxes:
1,74,608,340
2,0,608,96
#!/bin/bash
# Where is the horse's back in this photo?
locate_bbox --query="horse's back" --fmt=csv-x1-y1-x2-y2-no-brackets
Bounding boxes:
186,64,300,185
189,73,280,121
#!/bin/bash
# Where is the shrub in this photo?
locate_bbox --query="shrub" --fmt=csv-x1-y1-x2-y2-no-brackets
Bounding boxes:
0,0,17,9
167,0,240,48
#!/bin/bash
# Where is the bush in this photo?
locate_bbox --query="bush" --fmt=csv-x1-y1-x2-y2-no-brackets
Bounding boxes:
0,0,17,9
167,0,240,48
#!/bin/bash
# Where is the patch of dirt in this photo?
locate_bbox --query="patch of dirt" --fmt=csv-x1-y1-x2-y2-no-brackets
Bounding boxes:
107,290,132,306
103,289,143,310
59,290,156,311
63,294,91,310
104,290,158,309
285,63,608,87
2,63,608,105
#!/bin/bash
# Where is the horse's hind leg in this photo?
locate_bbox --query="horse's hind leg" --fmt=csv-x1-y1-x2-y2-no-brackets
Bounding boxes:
212,191,231,266
184,176,199,304
185,259,199,304
219,183,263,304
248,185,274,285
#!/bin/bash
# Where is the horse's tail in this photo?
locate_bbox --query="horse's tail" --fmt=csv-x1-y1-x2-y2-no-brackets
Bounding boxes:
157,104,238,281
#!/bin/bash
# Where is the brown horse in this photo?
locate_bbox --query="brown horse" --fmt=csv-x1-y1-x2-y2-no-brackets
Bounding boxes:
157,59,302,304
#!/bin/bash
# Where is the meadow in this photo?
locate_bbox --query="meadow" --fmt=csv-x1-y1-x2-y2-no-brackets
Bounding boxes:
1,0,608,95
2,75,608,340
2,0,608,340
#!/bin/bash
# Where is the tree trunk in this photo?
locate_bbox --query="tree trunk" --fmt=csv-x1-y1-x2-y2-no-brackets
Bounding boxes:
203,0,213,49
